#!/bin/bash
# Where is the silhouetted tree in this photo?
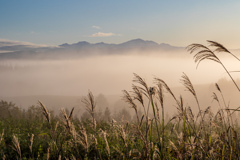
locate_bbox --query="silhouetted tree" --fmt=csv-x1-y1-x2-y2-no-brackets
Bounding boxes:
103,107,111,122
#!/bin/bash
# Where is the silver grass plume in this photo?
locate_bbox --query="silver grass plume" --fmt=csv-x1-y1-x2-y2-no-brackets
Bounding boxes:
187,41,240,92
122,90,137,113
0,129,4,143
186,43,220,68
12,135,21,159
156,83,164,108
82,91,96,116
47,147,50,160
215,83,221,92
132,84,144,105
82,90,96,129
99,129,110,157
123,89,141,126
133,73,150,98
28,133,34,154
38,101,51,124
180,73,197,98
79,125,88,152
180,73,203,122
155,77,180,108
212,92,219,103
207,40,240,61
132,84,148,122
61,108,73,132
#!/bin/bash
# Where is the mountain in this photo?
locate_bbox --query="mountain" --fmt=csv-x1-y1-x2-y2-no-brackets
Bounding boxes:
0,38,184,60
119,38,159,47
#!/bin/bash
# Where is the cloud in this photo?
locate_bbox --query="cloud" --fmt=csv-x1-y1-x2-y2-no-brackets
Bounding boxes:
90,32,120,37
0,39,54,47
30,31,40,35
92,25,100,29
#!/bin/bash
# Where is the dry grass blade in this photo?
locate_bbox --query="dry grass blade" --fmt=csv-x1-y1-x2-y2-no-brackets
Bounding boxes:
155,78,180,107
204,106,211,115
29,133,34,154
186,43,209,53
187,41,240,92
156,83,164,107
82,90,96,129
140,115,144,127
123,90,140,127
207,40,231,53
212,92,219,103
79,125,88,151
54,121,59,132
215,83,221,92
181,73,196,97
132,84,148,118
12,135,21,159
38,100,51,124
47,147,50,160
123,90,140,124
186,43,220,68
180,73,203,124
123,90,137,113
227,106,240,116
61,108,72,132
132,84,144,105
69,107,74,120
82,91,96,117
228,70,240,73
0,129,4,143
187,107,194,121
181,73,203,125
208,40,240,61
133,73,150,98
100,130,110,157
179,96,184,113
169,140,181,159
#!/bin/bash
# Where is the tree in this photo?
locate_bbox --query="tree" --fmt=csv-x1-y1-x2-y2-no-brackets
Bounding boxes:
114,108,131,122
96,107,103,122
103,107,111,122
96,94,109,108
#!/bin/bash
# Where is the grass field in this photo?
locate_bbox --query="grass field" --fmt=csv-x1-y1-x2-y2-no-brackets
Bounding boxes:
0,41,240,159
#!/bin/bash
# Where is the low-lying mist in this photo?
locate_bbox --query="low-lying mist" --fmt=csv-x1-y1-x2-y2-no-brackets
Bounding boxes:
1,50,240,115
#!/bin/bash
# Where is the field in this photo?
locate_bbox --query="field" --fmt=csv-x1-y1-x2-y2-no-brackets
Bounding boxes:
0,41,240,159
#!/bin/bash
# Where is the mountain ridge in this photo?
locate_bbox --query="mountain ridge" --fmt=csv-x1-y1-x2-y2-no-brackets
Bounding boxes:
58,38,181,49
0,38,184,60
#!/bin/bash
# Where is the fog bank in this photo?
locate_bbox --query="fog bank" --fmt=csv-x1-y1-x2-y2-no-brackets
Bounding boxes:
1,52,239,98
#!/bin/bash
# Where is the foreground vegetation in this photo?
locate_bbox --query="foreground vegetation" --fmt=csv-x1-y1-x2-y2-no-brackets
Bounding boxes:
1,41,240,159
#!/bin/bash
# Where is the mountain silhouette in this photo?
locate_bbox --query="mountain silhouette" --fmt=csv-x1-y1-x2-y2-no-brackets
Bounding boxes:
0,39,183,60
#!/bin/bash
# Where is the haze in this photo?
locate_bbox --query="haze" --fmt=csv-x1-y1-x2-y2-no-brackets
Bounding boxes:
1,1,240,115
1,49,239,97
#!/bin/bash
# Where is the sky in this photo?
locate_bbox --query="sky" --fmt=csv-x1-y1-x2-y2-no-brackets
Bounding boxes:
1,1,240,48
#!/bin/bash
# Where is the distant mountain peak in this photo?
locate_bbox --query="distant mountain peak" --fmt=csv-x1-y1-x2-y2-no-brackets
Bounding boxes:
73,41,90,46
59,39,164,47
59,43,70,47
119,38,160,49
0,38,184,60
123,38,156,44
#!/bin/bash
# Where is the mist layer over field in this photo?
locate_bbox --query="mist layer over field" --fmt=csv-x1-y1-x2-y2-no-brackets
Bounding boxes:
0,51,236,96
1,48,240,115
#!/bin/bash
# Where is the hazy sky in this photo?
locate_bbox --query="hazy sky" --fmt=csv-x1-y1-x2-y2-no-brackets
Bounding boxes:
1,1,240,48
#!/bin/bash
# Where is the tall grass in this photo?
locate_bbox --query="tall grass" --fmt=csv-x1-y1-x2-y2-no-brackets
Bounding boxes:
0,41,239,159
